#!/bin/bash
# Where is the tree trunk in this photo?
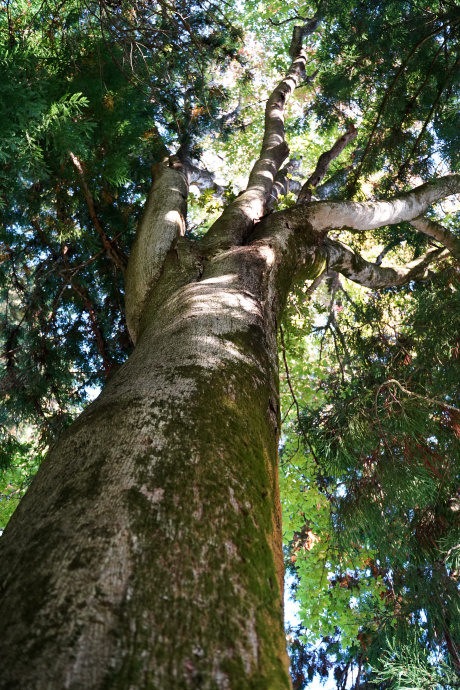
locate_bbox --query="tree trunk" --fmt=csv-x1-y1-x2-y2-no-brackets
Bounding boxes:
0,224,322,689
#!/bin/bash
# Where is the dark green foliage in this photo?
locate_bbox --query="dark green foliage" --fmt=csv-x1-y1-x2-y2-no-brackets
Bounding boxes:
282,261,460,687
0,0,243,527
309,0,460,197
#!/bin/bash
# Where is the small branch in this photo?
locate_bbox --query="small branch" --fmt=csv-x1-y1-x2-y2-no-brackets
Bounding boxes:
279,324,301,422
375,240,401,265
444,629,460,671
398,51,460,179
329,323,346,384
279,324,301,457
267,157,303,210
305,271,327,299
279,324,321,465
297,124,358,203
377,379,460,413
69,152,127,274
183,158,224,196
71,281,116,378
268,14,309,27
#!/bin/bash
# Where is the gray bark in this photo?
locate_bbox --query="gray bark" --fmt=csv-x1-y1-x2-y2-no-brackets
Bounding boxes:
0,190,324,688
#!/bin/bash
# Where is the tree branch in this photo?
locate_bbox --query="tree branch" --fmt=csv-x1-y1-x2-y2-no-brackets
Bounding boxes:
375,240,401,265
410,214,460,261
305,271,326,298
202,13,323,249
377,378,460,414
267,158,303,210
350,25,447,186
324,238,448,288
69,152,127,273
183,158,224,196
124,159,189,343
299,173,460,232
71,281,116,378
297,124,357,203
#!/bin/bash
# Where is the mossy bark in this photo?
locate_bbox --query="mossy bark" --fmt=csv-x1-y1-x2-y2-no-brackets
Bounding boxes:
0,221,323,690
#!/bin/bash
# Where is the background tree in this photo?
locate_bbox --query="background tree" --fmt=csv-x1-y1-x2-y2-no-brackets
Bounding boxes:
1,0,460,688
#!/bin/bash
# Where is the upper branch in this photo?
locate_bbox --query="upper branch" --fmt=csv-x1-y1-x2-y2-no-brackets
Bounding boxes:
299,173,460,232
202,14,322,250
297,124,357,203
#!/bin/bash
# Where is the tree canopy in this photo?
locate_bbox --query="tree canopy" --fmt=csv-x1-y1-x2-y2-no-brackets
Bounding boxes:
2,0,460,688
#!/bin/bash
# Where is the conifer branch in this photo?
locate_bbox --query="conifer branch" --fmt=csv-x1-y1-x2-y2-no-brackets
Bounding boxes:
69,152,127,274
351,25,450,186
377,379,460,414
71,281,116,379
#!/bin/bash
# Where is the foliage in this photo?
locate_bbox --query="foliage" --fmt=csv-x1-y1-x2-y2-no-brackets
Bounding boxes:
0,0,243,505
281,260,460,687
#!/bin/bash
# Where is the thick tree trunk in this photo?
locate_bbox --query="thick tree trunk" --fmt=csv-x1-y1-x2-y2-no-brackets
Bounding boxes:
0,224,322,689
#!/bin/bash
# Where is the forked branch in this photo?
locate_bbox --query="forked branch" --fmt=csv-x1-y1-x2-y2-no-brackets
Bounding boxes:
203,13,323,249
325,238,448,288
297,124,357,203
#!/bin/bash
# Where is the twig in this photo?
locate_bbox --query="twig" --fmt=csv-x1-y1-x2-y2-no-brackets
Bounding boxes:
69,152,127,273
377,378,460,413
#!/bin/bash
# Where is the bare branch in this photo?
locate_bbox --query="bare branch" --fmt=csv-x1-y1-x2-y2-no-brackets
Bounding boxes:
301,173,460,232
297,124,357,203
410,214,460,260
375,240,401,265
305,271,327,298
377,379,460,414
268,14,309,27
324,237,448,288
203,13,322,249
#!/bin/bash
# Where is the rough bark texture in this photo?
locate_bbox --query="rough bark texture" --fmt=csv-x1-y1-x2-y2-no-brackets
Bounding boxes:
0,201,323,688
